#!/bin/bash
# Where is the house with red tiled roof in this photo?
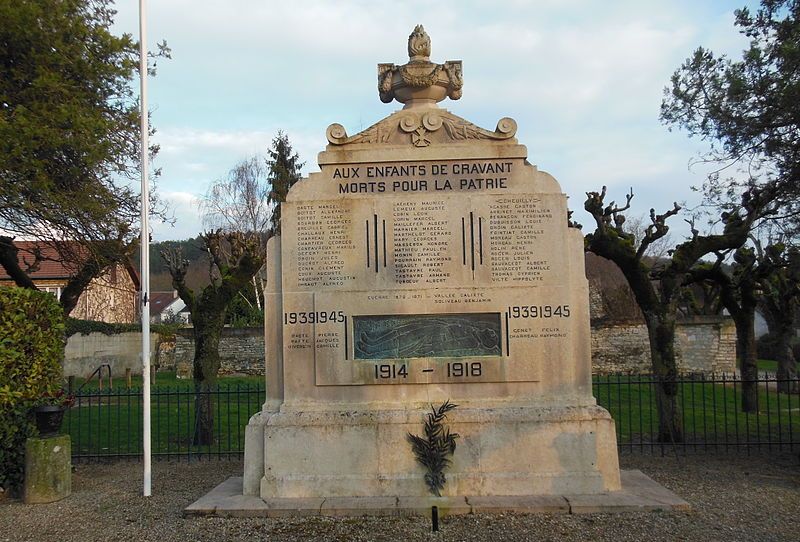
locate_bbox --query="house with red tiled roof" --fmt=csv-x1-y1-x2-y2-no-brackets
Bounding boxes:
149,290,189,324
0,241,139,324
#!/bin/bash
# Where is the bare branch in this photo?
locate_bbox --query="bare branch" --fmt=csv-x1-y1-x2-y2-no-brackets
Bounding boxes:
160,247,195,311
585,186,635,235
636,203,681,260
684,217,699,241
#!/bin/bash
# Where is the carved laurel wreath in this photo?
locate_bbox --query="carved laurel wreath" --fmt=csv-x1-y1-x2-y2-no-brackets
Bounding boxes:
399,64,444,88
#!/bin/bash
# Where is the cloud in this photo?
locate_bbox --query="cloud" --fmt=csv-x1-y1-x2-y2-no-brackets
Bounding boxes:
109,0,755,242
157,128,274,157
151,190,202,241
153,125,322,184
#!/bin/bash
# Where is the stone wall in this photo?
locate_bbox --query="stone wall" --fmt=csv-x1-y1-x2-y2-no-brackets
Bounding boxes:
65,318,735,379
172,327,265,375
591,316,736,374
64,332,161,378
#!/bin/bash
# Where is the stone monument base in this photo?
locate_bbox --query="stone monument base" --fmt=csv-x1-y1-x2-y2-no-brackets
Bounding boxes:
186,470,689,517
244,403,620,499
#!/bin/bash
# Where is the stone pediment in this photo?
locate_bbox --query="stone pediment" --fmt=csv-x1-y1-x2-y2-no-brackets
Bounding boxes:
325,109,517,149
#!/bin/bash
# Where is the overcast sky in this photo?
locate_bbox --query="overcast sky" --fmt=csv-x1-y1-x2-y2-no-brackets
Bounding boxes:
110,0,756,241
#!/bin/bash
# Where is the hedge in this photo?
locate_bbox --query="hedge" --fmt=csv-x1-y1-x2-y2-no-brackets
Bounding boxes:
0,287,65,494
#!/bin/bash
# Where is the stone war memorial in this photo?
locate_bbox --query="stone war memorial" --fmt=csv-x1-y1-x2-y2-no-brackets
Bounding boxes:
188,26,687,516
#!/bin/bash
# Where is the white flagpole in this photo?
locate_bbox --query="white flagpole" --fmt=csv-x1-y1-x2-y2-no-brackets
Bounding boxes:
138,0,152,497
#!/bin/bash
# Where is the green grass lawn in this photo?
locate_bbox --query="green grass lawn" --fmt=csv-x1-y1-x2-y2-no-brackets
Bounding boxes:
756,358,800,373
594,375,800,447
757,359,778,372
65,379,264,457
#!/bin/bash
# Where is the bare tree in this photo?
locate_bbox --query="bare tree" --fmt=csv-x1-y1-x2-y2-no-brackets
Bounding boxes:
623,214,674,261
754,241,800,393
690,247,768,410
200,157,271,310
583,186,768,440
161,231,263,445
160,134,302,445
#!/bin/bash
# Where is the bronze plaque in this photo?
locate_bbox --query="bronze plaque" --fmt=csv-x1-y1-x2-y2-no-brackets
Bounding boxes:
353,313,502,360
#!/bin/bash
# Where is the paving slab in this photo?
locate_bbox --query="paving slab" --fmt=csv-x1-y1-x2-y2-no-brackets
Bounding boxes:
320,496,399,516
565,470,691,514
184,470,690,518
395,495,471,517
468,495,570,514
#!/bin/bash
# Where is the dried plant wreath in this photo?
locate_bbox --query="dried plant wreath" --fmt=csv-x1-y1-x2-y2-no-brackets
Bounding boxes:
407,400,459,496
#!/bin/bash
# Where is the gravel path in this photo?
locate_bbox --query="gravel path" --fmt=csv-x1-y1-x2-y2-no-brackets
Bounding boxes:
1,452,798,542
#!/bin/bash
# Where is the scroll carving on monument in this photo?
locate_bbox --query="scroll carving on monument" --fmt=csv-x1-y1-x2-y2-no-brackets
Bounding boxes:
326,111,518,147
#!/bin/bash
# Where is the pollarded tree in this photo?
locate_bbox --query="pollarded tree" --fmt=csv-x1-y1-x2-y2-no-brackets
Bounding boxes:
161,134,302,445
755,242,800,392
660,0,800,405
0,0,169,311
201,156,271,311
162,158,268,445
161,231,263,445
690,247,771,411
661,0,800,231
584,186,769,441
691,240,800,402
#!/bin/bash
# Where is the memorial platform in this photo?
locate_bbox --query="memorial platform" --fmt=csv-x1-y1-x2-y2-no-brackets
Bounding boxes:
185,470,689,517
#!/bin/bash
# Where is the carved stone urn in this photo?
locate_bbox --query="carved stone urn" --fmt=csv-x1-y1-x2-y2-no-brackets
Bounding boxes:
325,25,516,149
378,25,462,109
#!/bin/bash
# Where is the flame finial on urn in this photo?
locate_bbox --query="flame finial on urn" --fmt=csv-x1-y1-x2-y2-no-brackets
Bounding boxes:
407,25,431,61
378,25,462,109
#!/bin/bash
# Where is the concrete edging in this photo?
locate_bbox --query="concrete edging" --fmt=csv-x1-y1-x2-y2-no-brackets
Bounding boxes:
184,470,690,518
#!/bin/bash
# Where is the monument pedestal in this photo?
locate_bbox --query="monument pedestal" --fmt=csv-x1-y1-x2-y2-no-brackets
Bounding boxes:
247,403,619,499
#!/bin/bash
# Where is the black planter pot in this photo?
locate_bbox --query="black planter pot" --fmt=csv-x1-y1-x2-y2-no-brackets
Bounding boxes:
34,405,66,438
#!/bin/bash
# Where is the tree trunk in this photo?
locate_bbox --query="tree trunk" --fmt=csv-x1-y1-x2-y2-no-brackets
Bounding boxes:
59,258,102,315
161,231,265,447
774,327,799,394
644,312,684,443
733,310,759,412
0,236,39,290
193,380,214,446
191,307,224,446
762,301,798,394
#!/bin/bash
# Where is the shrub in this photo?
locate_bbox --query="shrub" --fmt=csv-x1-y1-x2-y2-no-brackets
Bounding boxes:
0,287,65,494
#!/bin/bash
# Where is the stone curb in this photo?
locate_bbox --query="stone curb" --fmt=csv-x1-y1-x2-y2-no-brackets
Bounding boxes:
184,469,690,518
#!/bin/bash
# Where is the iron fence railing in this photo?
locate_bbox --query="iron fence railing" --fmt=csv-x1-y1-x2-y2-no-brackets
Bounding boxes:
593,373,800,453
65,374,800,461
65,383,264,461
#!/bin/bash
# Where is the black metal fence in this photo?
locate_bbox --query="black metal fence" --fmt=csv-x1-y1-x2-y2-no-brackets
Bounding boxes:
65,374,800,461
594,373,800,453
65,383,265,461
